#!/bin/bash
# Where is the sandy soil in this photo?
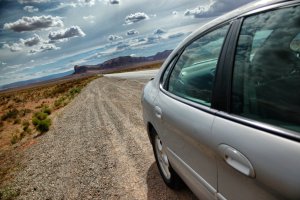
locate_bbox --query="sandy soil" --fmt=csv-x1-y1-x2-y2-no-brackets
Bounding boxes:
9,77,197,200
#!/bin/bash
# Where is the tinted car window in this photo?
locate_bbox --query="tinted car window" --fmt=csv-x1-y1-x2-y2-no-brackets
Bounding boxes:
167,25,229,106
232,6,300,132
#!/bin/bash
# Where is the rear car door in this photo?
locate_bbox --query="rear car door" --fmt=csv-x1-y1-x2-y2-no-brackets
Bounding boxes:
155,24,230,199
212,3,300,199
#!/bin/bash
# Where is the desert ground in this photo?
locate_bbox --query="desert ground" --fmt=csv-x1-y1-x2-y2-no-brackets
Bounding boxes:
0,77,197,199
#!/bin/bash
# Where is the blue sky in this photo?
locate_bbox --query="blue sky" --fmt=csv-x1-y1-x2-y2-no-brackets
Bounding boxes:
0,0,252,87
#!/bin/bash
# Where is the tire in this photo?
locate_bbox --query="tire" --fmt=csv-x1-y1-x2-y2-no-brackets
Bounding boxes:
151,131,183,189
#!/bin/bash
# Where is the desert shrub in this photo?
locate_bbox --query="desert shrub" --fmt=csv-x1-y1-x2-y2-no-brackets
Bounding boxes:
1,108,19,121
32,117,40,126
41,106,51,115
22,121,30,132
36,118,51,133
34,112,48,120
50,86,67,97
13,118,21,124
69,87,81,97
13,97,22,103
10,134,19,145
19,108,31,117
54,96,66,108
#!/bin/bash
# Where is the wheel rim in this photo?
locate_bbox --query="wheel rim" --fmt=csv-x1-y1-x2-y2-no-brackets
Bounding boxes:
154,135,171,179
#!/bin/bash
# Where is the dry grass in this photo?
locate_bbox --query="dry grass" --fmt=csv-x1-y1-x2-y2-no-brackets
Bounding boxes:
0,75,98,187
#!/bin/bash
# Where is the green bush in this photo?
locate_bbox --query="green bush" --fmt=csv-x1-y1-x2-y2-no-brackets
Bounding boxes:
34,112,48,120
1,108,19,121
36,118,51,133
69,87,81,97
32,117,40,126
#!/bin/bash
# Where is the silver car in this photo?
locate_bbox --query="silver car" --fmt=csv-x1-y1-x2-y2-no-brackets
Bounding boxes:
142,0,300,199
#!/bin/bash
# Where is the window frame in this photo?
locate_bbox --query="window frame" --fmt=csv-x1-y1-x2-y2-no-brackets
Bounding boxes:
159,21,232,114
218,2,300,142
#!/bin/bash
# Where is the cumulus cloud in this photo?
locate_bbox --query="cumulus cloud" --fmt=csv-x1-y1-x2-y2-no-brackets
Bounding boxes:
107,35,123,41
21,34,42,46
23,6,39,13
127,29,139,36
77,0,95,7
30,43,60,54
83,15,95,23
154,28,167,35
110,0,119,4
18,0,49,4
168,32,185,39
48,26,86,41
125,12,149,24
3,15,63,32
3,34,46,52
3,43,23,52
184,0,252,18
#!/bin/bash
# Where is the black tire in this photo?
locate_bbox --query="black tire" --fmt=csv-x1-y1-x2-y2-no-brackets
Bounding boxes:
151,130,183,189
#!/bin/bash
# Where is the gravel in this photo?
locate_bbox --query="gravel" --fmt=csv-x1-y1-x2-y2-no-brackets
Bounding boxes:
9,77,197,200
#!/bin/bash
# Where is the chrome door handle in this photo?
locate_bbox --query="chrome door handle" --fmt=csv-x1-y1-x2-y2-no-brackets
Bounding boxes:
219,144,255,178
155,106,162,119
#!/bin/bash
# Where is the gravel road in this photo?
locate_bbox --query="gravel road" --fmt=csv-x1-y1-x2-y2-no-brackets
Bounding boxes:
11,77,197,200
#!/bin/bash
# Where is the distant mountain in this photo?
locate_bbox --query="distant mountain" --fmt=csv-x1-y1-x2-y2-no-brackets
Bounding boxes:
74,50,172,74
0,70,73,91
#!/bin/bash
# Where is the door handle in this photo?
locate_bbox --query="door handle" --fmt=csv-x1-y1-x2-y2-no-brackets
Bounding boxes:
154,106,162,119
219,144,255,178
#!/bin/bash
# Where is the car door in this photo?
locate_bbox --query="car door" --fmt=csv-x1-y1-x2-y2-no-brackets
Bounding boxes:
155,24,230,199
212,3,300,200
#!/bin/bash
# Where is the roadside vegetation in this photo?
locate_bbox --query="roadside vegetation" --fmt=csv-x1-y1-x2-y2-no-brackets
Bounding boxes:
0,75,98,191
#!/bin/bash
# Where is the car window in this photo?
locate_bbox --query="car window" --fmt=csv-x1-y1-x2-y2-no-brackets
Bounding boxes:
167,24,229,106
232,5,300,132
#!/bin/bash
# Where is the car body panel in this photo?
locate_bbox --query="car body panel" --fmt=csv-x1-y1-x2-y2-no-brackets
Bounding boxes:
212,116,300,200
141,0,300,199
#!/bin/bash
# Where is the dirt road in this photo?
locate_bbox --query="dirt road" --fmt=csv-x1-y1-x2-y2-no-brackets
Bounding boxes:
10,77,196,199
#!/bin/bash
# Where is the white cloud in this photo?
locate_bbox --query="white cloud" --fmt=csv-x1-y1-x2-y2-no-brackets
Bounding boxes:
154,28,167,35
109,0,119,4
20,34,42,46
3,43,23,52
125,12,149,24
3,15,64,32
172,11,177,15
168,32,185,39
18,0,49,4
107,35,123,41
48,26,86,41
30,43,60,54
184,0,252,18
83,15,95,23
23,6,39,13
127,29,139,36
77,0,95,7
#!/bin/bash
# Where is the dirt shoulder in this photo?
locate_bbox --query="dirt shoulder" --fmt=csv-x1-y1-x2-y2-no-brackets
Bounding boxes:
2,77,196,200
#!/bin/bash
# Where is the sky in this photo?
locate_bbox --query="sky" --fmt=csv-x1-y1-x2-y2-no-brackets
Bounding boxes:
0,0,253,87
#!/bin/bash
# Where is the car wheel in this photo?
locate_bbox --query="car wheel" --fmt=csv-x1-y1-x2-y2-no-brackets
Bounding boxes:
152,131,183,189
